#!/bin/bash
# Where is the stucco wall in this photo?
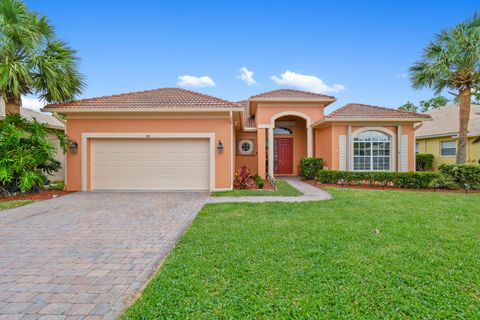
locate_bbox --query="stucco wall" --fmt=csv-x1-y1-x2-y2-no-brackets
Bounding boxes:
315,123,416,171
47,130,65,182
235,132,258,175
255,104,325,126
416,136,480,170
65,115,232,191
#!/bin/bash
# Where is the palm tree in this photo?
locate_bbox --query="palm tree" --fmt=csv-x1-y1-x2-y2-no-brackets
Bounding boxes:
0,0,84,114
410,13,480,164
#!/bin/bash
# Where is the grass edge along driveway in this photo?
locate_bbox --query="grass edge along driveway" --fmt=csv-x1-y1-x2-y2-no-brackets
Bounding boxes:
0,200,34,211
123,188,480,319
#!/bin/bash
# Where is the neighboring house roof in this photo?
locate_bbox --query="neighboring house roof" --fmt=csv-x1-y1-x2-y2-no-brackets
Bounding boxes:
325,103,431,120
0,107,64,130
249,89,336,101
43,88,242,112
415,104,480,138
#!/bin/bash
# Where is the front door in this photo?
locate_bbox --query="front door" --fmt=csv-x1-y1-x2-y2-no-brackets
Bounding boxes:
274,138,293,174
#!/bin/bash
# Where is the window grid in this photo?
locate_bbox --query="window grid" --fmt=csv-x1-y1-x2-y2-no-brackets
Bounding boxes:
353,131,391,171
440,141,456,156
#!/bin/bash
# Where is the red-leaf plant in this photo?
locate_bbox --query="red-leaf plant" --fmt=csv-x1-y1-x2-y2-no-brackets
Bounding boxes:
234,166,251,189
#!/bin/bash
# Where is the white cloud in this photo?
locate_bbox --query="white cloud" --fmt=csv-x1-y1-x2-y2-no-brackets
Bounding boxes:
270,70,345,94
177,75,215,88
21,96,45,113
236,66,257,86
395,73,407,78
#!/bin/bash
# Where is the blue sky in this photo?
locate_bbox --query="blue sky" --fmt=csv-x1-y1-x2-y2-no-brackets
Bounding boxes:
24,0,477,113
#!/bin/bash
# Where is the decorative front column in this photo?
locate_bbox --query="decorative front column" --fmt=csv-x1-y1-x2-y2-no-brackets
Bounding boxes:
268,127,274,178
257,128,266,178
307,126,313,158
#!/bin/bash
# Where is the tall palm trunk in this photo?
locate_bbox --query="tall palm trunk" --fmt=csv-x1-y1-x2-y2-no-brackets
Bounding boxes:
456,87,471,164
4,96,21,115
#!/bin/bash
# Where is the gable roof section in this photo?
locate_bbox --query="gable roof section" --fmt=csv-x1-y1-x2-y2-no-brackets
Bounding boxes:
326,103,431,120
415,104,480,138
249,89,336,101
43,88,243,112
0,107,65,130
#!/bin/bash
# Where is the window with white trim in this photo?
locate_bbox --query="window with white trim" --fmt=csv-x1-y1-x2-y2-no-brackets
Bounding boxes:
353,131,391,171
237,139,255,155
415,143,420,154
440,141,456,156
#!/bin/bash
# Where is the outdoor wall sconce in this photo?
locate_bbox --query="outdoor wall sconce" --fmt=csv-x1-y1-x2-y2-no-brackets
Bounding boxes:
217,140,224,153
69,141,78,154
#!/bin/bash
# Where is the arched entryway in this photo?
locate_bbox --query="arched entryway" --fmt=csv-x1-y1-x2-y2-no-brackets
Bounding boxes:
267,112,313,178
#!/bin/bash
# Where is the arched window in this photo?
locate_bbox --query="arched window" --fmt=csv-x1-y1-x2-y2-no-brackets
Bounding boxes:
353,130,391,171
274,127,294,135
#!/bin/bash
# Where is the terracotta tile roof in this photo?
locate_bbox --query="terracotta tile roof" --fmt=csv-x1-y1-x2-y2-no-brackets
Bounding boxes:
326,103,431,120
250,89,335,100
416,104,480,138
44,88,242,110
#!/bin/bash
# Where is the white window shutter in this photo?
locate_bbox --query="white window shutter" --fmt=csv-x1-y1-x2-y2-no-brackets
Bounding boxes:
400,135,409,172
339,135,347,170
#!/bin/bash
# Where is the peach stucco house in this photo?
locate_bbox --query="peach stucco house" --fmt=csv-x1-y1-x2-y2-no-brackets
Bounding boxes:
43,88,430,192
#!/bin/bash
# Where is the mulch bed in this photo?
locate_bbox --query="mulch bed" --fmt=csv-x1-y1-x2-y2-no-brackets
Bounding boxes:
234,177,274,190
306,180,480,194
0,190,72,202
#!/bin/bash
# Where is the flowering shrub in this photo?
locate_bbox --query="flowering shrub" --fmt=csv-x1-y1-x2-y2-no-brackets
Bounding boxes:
234,166,251,189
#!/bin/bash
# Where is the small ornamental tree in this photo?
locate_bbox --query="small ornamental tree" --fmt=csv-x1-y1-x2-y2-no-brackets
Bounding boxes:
0,113,67,193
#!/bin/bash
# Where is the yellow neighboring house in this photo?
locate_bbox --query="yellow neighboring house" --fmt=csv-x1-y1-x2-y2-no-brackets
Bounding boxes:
415,104,480,170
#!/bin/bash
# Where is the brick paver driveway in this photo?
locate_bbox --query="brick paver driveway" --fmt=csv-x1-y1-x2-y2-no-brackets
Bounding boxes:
0,192,207,320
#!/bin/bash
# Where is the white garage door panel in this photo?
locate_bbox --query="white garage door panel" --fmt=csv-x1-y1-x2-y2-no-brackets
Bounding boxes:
92,139,210,191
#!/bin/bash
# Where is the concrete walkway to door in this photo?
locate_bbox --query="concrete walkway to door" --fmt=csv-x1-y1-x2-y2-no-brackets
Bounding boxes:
207,177,332,203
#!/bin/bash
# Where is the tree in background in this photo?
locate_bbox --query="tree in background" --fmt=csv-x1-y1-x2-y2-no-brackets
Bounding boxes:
0,0,84,114
419,96,449,112
399,102,418,113
399,96,449,113
410,13,480,164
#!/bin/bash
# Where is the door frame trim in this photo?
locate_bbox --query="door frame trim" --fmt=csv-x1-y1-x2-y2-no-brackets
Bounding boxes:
274,137,294,175
82,132,216,192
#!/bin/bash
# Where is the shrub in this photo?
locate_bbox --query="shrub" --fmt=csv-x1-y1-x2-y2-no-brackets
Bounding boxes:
416,154,434,171
234,166,251,189
428,175,459,190
439,164,480,189
254,175,265,189
317,170,442,189
299,157,324,179
0,114,67,193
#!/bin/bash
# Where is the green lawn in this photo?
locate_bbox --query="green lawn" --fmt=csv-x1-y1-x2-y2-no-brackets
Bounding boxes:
211,179,303,197
124,188,480,319
0,200,34,210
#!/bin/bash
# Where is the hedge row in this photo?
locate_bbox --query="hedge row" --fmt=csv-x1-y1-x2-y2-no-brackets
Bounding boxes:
439,164,480,189
317,170,442,189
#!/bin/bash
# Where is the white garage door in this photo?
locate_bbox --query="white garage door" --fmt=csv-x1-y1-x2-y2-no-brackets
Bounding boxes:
91,138,210,191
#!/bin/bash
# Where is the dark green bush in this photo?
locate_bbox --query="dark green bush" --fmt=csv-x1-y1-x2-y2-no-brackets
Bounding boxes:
0,114,66,193
416,154,434,171
254,175,265,189
299,157,324,179
317,170,442,189
439,164,480,189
